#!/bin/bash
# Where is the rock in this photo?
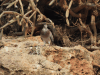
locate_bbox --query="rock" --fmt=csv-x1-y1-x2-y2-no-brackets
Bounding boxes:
91,50,100,75
0,36,99,75
41,60,62,71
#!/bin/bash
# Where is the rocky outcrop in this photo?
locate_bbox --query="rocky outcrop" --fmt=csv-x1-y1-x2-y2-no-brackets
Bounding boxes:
0,36,100,75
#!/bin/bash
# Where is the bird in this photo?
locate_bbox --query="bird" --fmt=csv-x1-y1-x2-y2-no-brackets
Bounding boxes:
40,24,54,46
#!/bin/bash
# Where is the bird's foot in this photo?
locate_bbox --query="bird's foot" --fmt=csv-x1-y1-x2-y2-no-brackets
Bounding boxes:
36,46,41,55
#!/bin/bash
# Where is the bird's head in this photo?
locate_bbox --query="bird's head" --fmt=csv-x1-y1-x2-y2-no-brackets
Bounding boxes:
44,24,48,28
42,24,48,33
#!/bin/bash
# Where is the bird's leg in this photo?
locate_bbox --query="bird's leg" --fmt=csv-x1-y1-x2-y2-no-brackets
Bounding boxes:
40,41,46,47
48,41,51,47
48,41,50,45
43,41,46,46
36,38,40,55
36,45,40,55
36,46,39,55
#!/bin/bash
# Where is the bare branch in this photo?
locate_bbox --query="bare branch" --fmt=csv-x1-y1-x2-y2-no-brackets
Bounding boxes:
19,0,24,15
85,46,100,50
49,0,56,6
79,18,94,45
0,19,16,30
6,0,18,8
65,0,73,26
91,15,97,46
29,11,36,19
1,0,9,6
0,29,3,40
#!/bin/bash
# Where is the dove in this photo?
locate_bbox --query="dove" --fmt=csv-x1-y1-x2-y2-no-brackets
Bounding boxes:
40,24,54,45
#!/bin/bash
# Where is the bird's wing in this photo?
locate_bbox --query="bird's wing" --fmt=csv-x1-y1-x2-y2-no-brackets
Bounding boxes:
50,31,54,42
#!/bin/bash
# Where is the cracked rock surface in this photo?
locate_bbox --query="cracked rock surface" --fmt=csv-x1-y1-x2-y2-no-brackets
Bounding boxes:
0,36,100,75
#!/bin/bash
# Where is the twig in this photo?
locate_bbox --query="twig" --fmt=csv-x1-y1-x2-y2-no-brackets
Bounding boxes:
66,2,98,19
19,0,25,31
25,10,33,16
31,15,35,36
29,11,36,19
6,0,18,8
85,46,100,50
29,0,55,29
19,0,24,15
65,0,73,26
0,29,3,40
1,3,10,6
1,0,9,6
29,0,36,11
77,23,84,46
79,18,94,45
27,3,31,10
20,10,33,26
91,15,97,46
36,22,53,26
14,0,18,8
13,12,21,25
49,0,56,6
29,0,36,36
0,11,34,30
0,11,19,19
13,22,26,36
0,19,16,30
69,9,82,18
45,18,55,28
72,4,92,13
25,22,28,37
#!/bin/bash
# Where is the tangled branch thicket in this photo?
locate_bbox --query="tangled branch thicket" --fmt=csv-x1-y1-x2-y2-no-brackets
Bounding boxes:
0,0,100,50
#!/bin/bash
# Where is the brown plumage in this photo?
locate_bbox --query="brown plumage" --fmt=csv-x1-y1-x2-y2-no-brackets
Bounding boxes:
40,25,54,45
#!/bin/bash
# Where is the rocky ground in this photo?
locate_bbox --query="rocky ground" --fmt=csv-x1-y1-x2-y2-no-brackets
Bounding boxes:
0,35,100,75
